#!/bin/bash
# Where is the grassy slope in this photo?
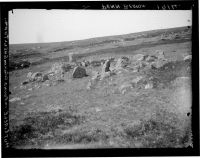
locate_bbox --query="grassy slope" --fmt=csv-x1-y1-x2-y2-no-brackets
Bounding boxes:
9,26,192,148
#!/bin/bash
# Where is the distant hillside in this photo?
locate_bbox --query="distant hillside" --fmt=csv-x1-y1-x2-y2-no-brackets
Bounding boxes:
10,26,191,49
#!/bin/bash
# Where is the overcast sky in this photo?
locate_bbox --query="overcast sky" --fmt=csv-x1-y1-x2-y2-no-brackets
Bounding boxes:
9,9,192,44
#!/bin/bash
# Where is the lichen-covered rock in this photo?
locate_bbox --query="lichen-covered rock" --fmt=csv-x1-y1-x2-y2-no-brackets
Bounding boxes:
72,66,87,78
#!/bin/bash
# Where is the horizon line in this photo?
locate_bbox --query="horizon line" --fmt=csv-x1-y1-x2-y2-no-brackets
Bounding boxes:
9,25,191,45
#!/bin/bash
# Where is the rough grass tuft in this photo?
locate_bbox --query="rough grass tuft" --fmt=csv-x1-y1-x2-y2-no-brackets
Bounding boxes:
10,109,85,147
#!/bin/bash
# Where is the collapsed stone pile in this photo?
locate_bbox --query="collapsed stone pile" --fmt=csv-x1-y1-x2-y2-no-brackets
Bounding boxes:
22,61,88,86
19,49,191,94
85,50,182,93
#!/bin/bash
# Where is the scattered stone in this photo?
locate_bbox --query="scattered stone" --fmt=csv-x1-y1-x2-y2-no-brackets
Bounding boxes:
42,74,49,82
49,62,65,74
156,50,165,60
91,71,100,80
27,72,33,79
115,56,130,70
20,102,25,105
35,85,41,89
28,88,33,91
95,107,102,112
72,66,87,78
28,72,43,82
80,60,90,67
81,61,86,67
9,97,21,102
184,55,192,62
151,60,167,69
144,55,157,62
133,54,145,61
48,62,70,81
100,71,111,80
131,76,143,87
90,60,102,67
144,82,153,89
24,94,30,98
21,80,29,85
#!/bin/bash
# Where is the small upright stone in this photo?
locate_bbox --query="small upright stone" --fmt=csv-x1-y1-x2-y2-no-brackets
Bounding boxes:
68,52,75,62
102,59,111,73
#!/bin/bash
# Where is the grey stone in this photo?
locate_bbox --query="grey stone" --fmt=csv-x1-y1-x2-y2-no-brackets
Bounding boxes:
102,59,111,73
132,54,145,61
22,80,29,85
42,74,49,82
184,55,192,62
72,66,87,78
30,72,43,81
115,56,130,70
151,60,167,69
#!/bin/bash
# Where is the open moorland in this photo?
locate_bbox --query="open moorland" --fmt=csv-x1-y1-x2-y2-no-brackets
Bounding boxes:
9,26,192,148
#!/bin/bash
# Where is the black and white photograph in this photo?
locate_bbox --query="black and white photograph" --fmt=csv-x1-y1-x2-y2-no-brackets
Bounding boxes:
2,1,198,155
